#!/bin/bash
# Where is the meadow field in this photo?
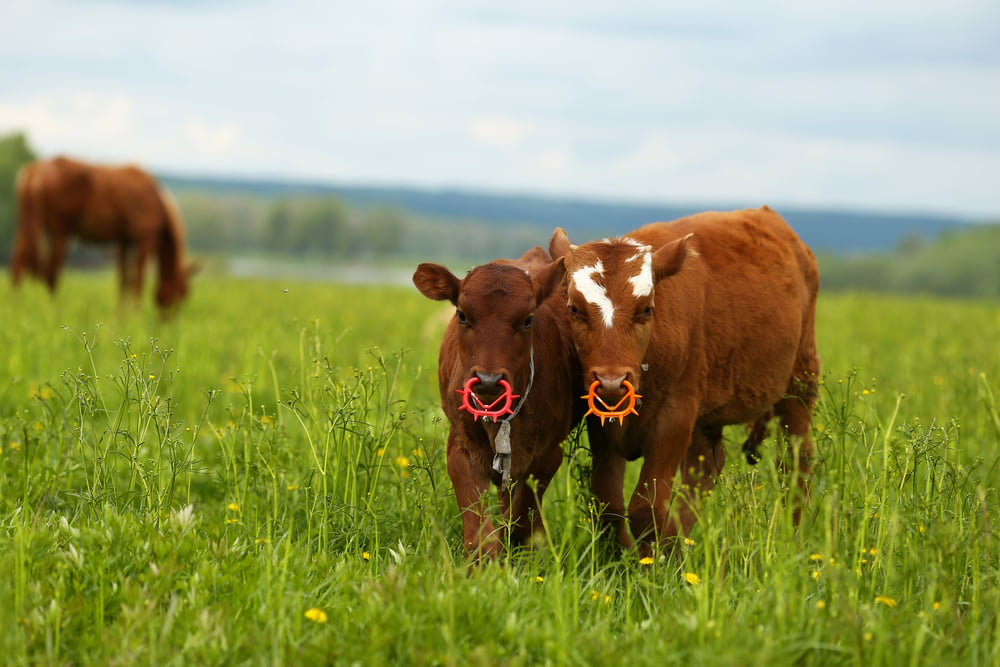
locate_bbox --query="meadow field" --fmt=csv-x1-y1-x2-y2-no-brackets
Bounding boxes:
1,270,999,666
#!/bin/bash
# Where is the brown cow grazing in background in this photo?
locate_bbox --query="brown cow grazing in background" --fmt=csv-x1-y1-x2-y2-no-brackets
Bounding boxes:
413,247,582,560
11,156,195,314
550,206,820,553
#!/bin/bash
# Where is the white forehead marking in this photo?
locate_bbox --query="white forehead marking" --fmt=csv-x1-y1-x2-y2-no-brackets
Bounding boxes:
626,247,653,297
571,259,615,329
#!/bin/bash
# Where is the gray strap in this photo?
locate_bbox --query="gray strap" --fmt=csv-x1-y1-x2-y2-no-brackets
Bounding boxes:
492,420,512,486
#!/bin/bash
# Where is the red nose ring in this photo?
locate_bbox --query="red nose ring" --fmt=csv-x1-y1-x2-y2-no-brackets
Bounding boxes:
456,377,520,421
581,380,641,425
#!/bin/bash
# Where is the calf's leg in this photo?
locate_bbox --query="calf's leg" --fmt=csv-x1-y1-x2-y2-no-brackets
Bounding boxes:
669,425,726,538
627,405,698,552
447,434,500,561
504,444,562,549
589,427,634,549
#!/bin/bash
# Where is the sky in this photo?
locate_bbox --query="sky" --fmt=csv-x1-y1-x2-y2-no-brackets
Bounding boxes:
2,0,999,219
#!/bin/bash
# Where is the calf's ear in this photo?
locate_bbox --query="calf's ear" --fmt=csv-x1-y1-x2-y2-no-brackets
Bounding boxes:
531,257,566,306
549,228,572,261
412,263,461,304
653,233,694,282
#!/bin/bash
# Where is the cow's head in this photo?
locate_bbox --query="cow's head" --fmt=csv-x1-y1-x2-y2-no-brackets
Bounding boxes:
550,227,692,404
413,258,565,411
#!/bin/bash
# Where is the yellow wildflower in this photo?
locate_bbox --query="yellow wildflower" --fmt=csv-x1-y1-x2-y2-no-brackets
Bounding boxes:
684,538,695,546
874,596,897,608
9,441,21,451
816,600,826,610
227,503,240,512
639,556,654,566
287,484,300,491
260,415,274,426
394,456,410,468
809,553,823,562
683,572,702,586
362,551,371,561
305,608,328,623
535,576,544,583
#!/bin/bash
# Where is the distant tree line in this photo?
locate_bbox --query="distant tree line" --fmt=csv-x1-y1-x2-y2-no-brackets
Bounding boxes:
1,131,997,298
0,132,36,262
817,226,1000,299
175,187,545,264
157,190,1000,299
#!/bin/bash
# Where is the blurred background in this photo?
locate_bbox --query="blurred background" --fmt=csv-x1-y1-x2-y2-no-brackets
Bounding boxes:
2,0,998,295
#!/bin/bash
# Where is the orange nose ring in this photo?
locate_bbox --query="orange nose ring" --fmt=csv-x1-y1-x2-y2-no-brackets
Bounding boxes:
457,377,520,422
581,380,641,425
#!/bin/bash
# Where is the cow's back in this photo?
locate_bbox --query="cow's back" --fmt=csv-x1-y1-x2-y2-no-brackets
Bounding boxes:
632,206,818,423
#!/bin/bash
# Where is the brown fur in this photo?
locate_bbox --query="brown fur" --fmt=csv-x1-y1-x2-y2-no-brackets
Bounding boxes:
10,156,195,314
413,247,583,561
551,206,820,552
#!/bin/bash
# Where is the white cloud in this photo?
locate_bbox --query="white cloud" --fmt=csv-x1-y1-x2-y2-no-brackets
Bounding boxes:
468,117,530,150
0,92,138,158
536,149,572,174
183,121,240,157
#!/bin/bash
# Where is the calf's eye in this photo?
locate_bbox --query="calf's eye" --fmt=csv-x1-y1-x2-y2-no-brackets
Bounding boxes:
523,315,534,329
634,306,653,323
456,310,468,325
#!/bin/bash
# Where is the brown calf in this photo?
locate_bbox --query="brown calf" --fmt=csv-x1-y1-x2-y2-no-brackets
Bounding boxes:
551,206,820,552
413,247,581,560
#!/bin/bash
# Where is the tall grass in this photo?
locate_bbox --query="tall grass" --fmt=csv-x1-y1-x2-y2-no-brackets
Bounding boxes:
1,273,998,665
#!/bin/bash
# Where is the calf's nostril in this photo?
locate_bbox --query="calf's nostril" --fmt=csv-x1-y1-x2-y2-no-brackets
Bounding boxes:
597,374,627,395
474,372,504,391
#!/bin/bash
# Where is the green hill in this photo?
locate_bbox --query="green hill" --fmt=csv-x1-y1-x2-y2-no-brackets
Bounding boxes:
159,173,972,255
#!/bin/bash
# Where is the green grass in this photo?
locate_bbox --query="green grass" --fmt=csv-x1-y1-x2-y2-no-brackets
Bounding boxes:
1,271,999,665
